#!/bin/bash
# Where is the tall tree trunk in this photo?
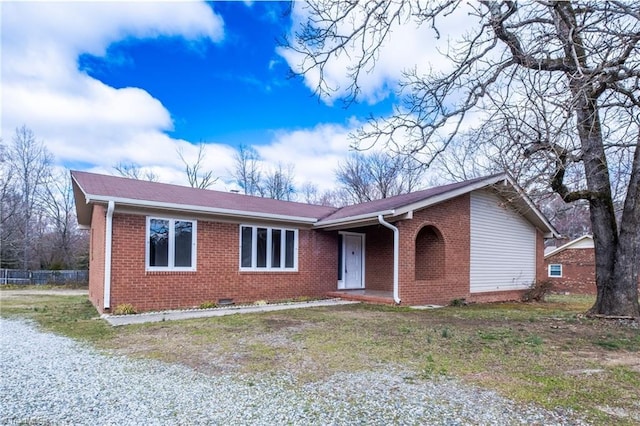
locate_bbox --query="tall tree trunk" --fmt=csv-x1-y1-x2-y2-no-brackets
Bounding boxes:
554,0,639,318
590,137,640,316
575,93,640,317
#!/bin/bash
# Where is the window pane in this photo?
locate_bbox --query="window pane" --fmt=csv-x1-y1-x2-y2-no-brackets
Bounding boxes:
257,228,267,268
285,230,295,268
241,226,253,268
549,264,561,276
149,219,169,267
271,229,281,268
174,221,193,267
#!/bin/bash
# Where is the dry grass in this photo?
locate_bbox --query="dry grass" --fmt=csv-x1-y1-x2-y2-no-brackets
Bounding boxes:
1,290,639,425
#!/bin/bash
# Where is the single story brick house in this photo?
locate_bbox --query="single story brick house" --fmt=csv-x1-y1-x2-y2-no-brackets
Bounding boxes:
544,235,596,293
544,235,640,294
72,170,558,313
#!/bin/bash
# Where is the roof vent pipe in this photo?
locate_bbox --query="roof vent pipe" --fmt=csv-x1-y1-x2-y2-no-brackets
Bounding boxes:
377,215,401,305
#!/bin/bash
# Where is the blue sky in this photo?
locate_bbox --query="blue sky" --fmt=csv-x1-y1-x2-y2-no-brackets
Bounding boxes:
1,1,469,192
76,2,393,145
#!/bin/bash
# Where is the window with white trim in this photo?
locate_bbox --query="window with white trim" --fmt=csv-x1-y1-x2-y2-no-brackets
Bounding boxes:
548,264,562,277
240,225,297,271
146,217,197,271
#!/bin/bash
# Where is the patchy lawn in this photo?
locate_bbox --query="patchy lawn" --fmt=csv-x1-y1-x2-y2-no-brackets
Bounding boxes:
1,290,638,425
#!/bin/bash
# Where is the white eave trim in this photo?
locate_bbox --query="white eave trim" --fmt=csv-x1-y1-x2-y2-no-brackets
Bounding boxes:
501,174,560,238
314,210,395,229
315,175,510,229
544,234,593,258
84,194,319,225
392,176,507,217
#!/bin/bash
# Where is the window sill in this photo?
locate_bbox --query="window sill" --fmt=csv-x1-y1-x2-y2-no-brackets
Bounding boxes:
239,269,299,274
145,269,197,275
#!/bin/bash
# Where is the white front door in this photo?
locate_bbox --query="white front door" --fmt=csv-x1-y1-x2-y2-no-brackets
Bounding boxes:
343,234,364,289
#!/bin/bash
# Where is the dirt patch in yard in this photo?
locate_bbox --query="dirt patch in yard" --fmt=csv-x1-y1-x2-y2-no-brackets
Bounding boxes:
3,291,638,425
107,302,639,381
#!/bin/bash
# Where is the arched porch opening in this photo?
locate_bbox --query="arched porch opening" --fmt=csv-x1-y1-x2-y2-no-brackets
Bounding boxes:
415,225,445,280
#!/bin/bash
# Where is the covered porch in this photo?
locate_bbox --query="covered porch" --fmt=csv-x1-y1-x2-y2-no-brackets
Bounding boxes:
325,220,400,305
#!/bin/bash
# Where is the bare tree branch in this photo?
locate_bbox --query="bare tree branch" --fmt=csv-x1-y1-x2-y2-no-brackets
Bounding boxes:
284,0,640,316
178,143,218,190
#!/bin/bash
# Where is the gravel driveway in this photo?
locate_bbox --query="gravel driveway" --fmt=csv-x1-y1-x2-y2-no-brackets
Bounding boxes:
0,318,588,425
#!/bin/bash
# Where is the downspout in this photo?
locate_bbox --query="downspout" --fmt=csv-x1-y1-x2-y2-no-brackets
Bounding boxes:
378,215,401,305
104,201,115,311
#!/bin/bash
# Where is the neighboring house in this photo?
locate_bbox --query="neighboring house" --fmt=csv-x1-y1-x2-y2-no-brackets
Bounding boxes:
544,235,640,294
544,235,596,293
72,171,559,313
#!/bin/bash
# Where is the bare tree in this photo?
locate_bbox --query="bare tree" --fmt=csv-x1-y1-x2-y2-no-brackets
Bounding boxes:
263,163,296,201
335,153,373,203
40,170,87,269
300,182,320,204
113,162,158,182
0,141,20,268
538,194,591,241
6,126,53,269
232,145,263,196
178,143,217,189
299,182,345,207
336,151,424,203
286,1,640,316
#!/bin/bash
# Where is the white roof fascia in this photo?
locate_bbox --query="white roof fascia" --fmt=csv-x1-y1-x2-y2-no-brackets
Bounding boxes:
313,209,395,229
544,234,593,258
392,174,508,217
501,174,560,237
84,194,319,225
315,175,508,228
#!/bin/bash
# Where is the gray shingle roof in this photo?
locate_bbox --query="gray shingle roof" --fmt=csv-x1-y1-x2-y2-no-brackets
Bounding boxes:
71,171,337,224
318,174,503,222
72,170,555,235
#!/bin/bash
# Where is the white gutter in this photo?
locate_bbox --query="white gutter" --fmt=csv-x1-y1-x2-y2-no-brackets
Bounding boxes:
314,209,395,229
104,201,115,310
377,215,401,304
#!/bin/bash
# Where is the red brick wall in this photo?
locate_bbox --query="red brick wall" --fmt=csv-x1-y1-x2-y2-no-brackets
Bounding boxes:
414,226,445,280
88,205,106,310
364,225,394,292
341,194,543,306
545,247,640,295
545,248,596,294
397,195,472,306
98,212,338,313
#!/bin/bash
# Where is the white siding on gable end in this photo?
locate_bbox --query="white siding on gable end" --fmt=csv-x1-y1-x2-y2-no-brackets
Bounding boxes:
470,190,536,293
570,237,594,249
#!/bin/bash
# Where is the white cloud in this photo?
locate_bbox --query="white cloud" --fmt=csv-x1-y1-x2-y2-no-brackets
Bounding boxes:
278,1,477,105
256,121,360,192
0,1,471,199
0,1,368,195
1,1,224,185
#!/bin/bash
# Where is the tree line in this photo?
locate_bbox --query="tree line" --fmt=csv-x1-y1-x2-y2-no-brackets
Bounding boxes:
0,125,431,270
2,120,598,272
1,126,87,270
